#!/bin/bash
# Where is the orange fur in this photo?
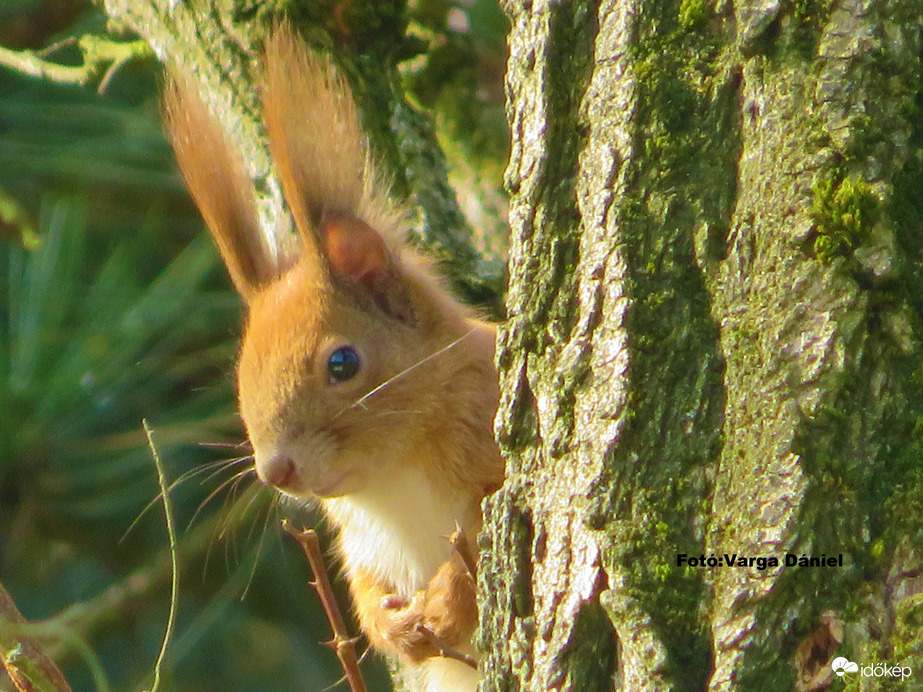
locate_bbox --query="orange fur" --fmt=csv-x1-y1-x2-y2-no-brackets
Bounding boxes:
164,23,502,692
350,552,478,664
162,77,276,300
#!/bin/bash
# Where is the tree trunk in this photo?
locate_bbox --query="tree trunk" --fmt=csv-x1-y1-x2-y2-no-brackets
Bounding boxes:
481,1,923,691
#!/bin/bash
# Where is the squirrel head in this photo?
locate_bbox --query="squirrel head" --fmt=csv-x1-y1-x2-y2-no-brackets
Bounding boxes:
235,214,464,499
164,25,487,499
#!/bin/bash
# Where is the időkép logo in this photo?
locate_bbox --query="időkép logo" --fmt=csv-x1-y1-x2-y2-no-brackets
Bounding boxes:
831,656,912,681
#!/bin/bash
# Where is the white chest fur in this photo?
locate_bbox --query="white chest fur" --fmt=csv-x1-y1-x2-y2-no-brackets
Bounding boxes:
323,467,474,597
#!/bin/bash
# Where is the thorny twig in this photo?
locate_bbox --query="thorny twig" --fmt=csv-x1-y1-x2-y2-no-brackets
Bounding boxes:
282,522,368,692
446,523,477,581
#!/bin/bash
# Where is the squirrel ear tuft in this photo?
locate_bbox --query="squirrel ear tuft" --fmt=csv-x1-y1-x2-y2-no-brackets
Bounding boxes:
261,23,361,268
162,76,275,301
322,214,416,325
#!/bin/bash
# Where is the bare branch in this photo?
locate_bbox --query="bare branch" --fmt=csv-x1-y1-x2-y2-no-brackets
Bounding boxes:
446,524,477,581
282,522,368,692
0,37,151,92
0,581,73,692
415,625,478,670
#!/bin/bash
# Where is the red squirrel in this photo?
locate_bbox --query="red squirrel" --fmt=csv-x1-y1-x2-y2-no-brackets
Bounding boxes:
163,24,503,692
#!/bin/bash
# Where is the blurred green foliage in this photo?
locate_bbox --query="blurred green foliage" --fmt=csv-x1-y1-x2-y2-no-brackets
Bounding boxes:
0,1,507,690
403,0,510,262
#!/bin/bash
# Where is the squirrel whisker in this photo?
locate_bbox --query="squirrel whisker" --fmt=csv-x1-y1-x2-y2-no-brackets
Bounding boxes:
188,463,256,530
123,454,252,543
336,329,477,418
240,497,277,600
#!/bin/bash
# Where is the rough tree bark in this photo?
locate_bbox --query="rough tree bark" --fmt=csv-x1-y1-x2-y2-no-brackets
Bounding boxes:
481,0,922,691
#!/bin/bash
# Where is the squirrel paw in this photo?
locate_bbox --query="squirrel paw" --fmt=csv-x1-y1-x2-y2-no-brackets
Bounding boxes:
372,591,435,662
370,553,477,663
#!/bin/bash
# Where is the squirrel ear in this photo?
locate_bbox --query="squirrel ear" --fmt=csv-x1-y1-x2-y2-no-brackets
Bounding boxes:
262,24,413,322
323,213,416,325
261,23,358,282
163,76,274,302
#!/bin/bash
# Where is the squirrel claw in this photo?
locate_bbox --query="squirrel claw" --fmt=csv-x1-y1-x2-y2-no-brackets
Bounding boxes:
381,594,407,609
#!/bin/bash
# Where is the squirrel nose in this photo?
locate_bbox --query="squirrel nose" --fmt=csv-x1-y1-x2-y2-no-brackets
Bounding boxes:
260,454,297,490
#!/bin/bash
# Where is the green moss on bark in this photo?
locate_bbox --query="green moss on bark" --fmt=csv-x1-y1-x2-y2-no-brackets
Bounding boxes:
893,593,923,679
811,174,881,264
766,1,923,683
559,602,616,691
784,0,834,58
593,0,735,689
492,0,923,687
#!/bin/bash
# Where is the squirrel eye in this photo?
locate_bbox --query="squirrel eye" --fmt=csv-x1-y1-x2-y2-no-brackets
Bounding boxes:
327,346,361,383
